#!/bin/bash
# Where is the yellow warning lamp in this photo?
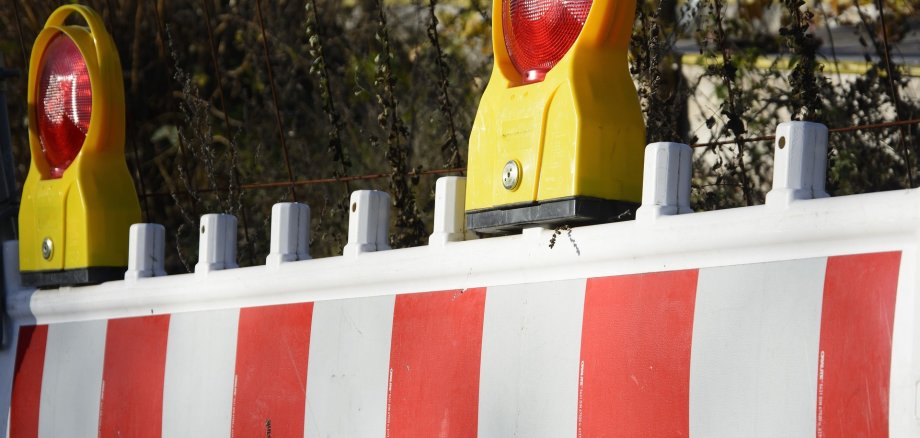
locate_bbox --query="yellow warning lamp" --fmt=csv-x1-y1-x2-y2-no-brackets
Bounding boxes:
465,0,646,232
19,5,140,287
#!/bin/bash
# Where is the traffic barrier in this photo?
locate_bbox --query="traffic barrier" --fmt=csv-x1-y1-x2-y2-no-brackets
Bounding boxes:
0,122,917,436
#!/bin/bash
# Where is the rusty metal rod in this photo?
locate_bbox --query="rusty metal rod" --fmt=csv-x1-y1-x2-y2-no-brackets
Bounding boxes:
141,168,466,198
254,0,297,201
691,117,920,148
142,118,920,198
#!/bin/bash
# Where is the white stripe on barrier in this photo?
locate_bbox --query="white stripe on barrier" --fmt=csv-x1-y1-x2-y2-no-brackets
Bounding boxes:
478,280,586,437
161,309,239,437
305,296,395,438
890,249,919,436
690,259,826,437
38,320,106,438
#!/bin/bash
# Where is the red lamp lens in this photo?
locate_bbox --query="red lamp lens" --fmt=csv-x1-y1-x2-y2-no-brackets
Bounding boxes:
36,33,92,178
502,0,592,84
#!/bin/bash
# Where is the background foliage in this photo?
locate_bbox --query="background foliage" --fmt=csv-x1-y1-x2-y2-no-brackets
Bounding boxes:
1,0,918,272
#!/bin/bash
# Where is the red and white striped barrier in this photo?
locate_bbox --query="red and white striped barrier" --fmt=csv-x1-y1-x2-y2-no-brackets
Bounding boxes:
5,252,909,437
1,123,918,437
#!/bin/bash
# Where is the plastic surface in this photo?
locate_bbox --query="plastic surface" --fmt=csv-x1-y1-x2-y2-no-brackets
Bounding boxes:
19,5,140,281
502,0,592,81
35,33,92,178
465,0,645,221
429,177,471,245
195,214,238,274
125,224,167,281
343,190,391,257
266,203,311,266
765,121,829,206
635,142,693,222
466,196,635,233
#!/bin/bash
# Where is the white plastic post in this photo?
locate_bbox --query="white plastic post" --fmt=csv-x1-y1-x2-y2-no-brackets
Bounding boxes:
195,214,238,274
343,190,391,257
636,142,693,222
766,121,829,206
375,193,391,252
429,177,467,246
266,202,311,267
125,223,166,281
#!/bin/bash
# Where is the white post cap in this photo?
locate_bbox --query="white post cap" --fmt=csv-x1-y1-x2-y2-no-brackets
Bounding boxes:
195,214,238,274
636,142,693,222
125,223,166,281
429,177,468,246
343,190,391,257
266,202,311,267
766,121,829,207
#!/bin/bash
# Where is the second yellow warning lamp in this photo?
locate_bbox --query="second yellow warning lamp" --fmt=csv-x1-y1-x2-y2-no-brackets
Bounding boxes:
465,0,646,232
19,5,140,288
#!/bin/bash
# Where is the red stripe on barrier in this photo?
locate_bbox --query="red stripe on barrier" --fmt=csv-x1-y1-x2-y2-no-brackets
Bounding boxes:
10,325,48,438
99,315,170,437
579,270,698,438
816,252,900,438
386,288,486,438
232,303,313,438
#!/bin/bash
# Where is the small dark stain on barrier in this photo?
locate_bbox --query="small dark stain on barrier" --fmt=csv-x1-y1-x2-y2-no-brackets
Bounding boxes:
549,225,580,255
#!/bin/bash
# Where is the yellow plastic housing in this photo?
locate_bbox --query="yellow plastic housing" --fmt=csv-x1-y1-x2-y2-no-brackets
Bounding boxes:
465,0,645,213
19,5,140,279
